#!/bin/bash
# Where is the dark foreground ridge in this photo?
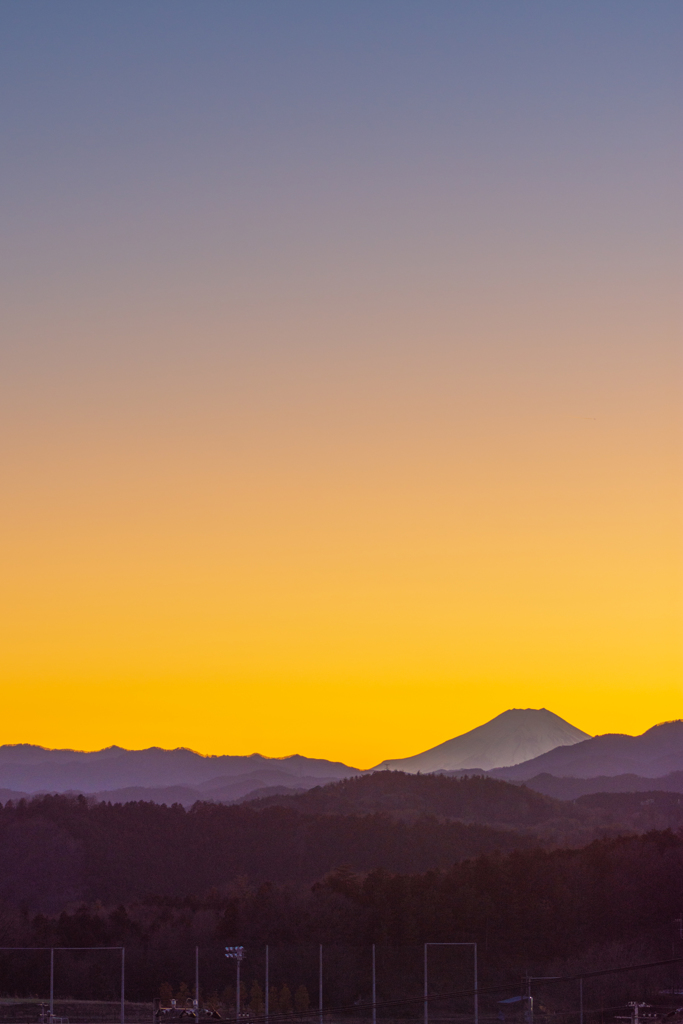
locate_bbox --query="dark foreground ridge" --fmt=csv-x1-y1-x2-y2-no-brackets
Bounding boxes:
6,775,683,912
246,769,683,835
0,791,541,909
0,822,682,1010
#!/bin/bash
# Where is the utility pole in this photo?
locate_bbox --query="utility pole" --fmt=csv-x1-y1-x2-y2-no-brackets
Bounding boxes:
523,976,533,1024
579,978,583,1024
50,949,54,1022
121,948,125,1024
617,1002,652,1024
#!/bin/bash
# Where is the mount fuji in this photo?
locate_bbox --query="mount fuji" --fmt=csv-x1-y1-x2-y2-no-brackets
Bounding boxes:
373,708,590,774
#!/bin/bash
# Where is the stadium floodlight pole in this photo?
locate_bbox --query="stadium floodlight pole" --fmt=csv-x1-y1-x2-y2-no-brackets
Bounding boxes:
424,943,478,1024
50,948,54,1022
121,947,125,1024
225,947,245,1021
579,978,583,1024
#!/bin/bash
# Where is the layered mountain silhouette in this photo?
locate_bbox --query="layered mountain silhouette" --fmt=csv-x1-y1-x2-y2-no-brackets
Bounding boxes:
4,713,682,807
0,746,360,800
374,708,590,773
490,720,683,780
512,770,683,800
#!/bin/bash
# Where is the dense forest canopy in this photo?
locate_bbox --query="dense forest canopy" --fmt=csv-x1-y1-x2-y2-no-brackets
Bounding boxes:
0,825,681,1009
1,784,682,1010
0,794,541,909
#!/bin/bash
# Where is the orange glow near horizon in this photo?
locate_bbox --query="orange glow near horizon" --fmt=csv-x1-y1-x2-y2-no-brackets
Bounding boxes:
0,3,681,767
1,310,680,767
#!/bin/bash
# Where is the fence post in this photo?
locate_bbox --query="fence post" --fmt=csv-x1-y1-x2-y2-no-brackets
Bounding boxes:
195,947,199,1020
372,945,376,1024
319,944,323,1024
265,946,269,1020
424,944,428,1024
473,944,478,1024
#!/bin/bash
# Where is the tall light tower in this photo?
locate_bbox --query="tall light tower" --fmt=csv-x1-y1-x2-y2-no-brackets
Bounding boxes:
225,947,246,1020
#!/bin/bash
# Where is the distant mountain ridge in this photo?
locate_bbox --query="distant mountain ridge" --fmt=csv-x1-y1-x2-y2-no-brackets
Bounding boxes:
490,720,683,780
4,713,681,805
0,745,361,796
515,770,683,801
374,708,590,773
244,769,683,837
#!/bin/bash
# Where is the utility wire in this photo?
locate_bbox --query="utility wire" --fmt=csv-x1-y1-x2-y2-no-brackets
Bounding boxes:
226,957,683,1024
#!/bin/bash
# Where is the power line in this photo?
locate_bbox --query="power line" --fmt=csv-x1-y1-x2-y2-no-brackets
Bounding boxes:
227,957,683,1024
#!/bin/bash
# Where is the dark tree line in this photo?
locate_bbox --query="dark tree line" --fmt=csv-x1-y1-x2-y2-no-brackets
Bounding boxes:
249,772,568,824
0,795,540,910
0,806,681,1006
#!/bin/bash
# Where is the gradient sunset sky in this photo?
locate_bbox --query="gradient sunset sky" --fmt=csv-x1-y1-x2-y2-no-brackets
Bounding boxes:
1,1,681,767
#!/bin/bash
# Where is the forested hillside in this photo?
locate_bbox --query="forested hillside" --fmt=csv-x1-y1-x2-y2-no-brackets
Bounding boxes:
0,829,681,1007
0,795,538,909
247,771,572,822
3,780,683,916
248,771,683,834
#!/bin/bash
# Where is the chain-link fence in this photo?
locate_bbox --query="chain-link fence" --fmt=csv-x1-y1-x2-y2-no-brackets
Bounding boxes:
0,947,680,1024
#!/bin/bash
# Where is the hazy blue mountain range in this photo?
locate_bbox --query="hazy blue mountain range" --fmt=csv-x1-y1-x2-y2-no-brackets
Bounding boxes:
515,770,683,800
373,708,590,772
489,720,683,780
0,746,360,796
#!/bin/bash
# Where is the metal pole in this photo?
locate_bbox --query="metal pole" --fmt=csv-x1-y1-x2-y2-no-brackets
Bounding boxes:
372,945,376,1024
473,944,478,1024
319,944,323,1024
195,947,199,1017
236,960,241,1021
424,944,428,1024
50,948,54,1021
121,948,125,1024
265,946,269,1020
579,979,583,1024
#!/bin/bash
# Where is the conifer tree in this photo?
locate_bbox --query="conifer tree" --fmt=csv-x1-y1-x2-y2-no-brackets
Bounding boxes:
269,986,280,1015
250,982,265,1015
279,984,293,1014
294,986,310,1014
